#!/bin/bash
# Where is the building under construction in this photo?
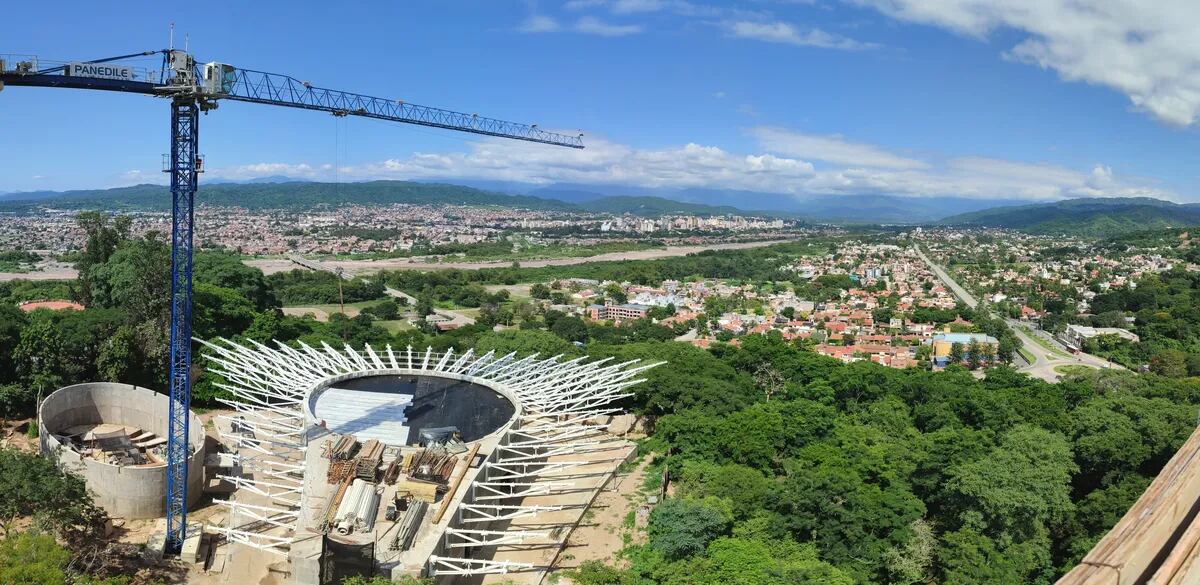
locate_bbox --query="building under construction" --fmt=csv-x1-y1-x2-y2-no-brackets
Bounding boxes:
39,382,206,520
201,339,658,583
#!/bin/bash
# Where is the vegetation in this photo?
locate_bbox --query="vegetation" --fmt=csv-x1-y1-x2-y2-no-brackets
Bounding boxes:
2,212,1198,584
0,181,783,218
941,197,1200,237
0,250,40,272
560,334,1200,584
1084,268,1200,372
268,270,385,305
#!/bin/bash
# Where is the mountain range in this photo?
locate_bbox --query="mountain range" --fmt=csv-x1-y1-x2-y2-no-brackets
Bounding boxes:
0,181,762,218
2,180,1197,236
940,197,1200,237
0,179,1029,223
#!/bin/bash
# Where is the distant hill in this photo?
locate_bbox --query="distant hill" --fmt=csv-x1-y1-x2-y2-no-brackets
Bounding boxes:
0,178,1059,224
940,197,1200,237
0,181,771,218
512,182,1023,223
0,181,578,212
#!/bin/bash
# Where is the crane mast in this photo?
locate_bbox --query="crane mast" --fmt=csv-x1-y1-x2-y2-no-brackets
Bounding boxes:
0,48,583,553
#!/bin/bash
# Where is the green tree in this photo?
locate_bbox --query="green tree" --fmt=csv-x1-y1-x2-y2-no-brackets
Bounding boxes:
945,425,1076,543
550,315,589,343
1150,349,1188,378
967,342,983,370
647,498,732,560
0,305,26,384
937,527,1050,585
605,283,628,304
0,384,33,420
416,292,435,317
950,342,965,364
0,531,70,585
74,212,131,306
95,325,141,383
0,449,106,538
13,314,65,396
474,329,581,359
193,250,277,310
360,299,401,320
192,283,258,339
530,282,551,299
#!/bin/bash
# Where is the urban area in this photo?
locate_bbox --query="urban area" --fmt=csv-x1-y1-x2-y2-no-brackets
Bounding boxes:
6,4,1200,585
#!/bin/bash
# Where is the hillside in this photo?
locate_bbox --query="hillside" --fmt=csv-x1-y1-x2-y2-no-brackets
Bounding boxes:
0,181,576,212
940,197,1200,237
0,181,776,218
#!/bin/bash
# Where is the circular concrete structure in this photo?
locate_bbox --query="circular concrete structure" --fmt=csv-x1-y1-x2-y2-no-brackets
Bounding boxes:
39,382,206,520
305,371,520,447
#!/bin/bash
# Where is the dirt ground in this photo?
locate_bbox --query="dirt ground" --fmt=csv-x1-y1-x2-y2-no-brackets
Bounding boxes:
0,264,78,281
548,455,655,577
281,306,332,321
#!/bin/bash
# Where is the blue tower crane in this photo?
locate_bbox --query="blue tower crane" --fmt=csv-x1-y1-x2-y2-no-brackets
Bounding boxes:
0,49,584,553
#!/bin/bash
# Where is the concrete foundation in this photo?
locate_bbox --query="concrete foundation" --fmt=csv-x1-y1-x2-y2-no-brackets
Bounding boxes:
39,382,206,519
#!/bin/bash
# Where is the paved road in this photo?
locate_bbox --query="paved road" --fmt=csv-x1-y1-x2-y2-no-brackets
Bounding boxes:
914,247,978,308
914,246,1121,381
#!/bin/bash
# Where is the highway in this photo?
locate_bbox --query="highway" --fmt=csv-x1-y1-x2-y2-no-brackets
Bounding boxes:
913,246,1122,381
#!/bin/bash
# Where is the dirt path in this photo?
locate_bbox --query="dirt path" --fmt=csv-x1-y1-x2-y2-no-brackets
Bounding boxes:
547,455,656,577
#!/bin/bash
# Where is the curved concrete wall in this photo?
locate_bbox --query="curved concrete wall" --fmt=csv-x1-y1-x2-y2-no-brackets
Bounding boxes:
39,382,206,520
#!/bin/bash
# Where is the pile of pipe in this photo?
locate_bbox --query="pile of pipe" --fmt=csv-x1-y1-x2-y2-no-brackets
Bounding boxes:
334,479,381,536
391,500,428,551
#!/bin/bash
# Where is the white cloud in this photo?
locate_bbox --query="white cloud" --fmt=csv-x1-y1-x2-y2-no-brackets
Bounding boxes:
564,0,608,9
751,127,928,170
212,127,1174,202
518,14,561,33
728,20,875,50
852,0,1200,125
574,16,644,36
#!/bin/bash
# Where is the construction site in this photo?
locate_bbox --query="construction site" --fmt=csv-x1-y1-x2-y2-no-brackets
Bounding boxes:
2,43,647,585
210,340,657,583
37,340,656,584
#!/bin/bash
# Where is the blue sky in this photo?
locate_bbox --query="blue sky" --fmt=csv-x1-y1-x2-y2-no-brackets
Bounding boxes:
2,1,1199,202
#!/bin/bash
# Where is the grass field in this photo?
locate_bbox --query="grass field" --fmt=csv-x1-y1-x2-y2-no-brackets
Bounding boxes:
1054,364,1096,377
375,319,414,334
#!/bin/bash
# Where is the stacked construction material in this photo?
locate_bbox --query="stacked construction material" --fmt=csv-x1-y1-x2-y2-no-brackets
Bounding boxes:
407,445,456,484
382,457,403,485
355,439,384,482
327,459,354,484
328,435,359,461
390,500,428,551
333,479,381,536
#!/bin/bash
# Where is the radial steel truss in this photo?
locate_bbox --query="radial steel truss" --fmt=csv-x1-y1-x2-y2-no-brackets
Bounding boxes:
198,338,659,571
